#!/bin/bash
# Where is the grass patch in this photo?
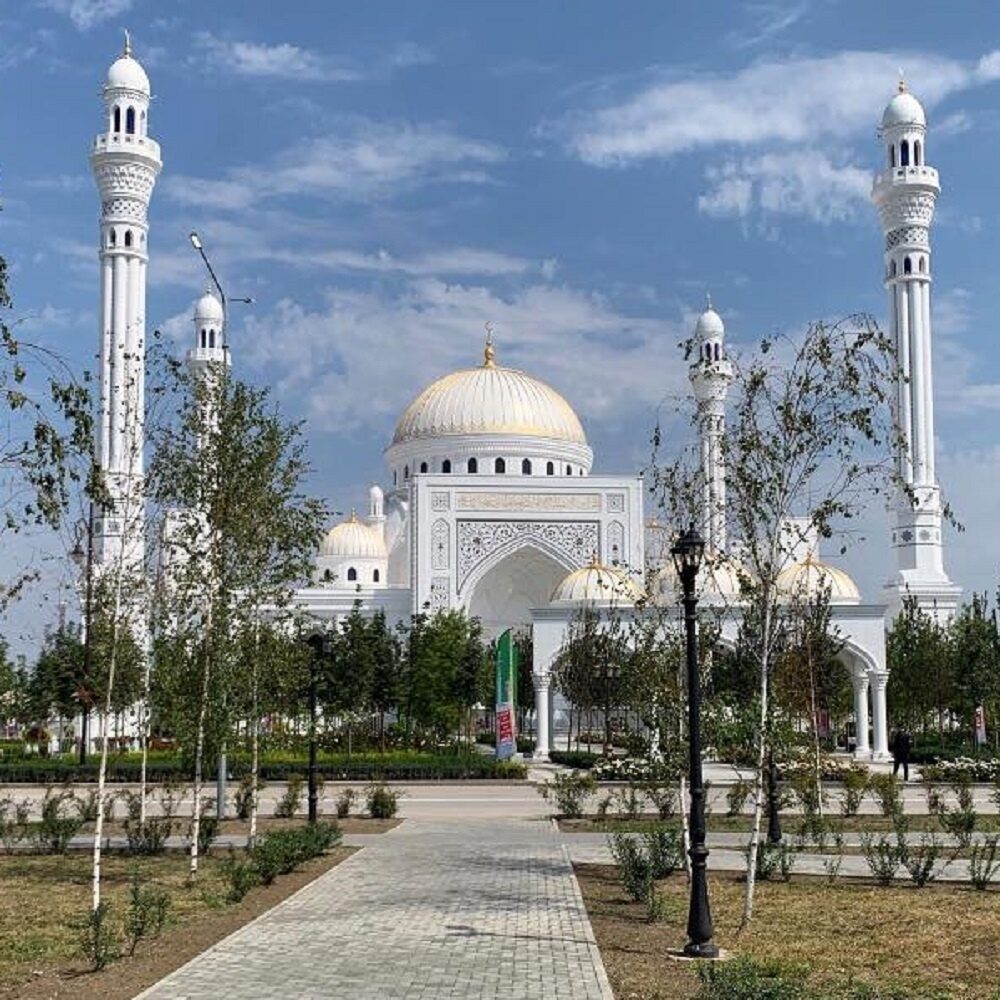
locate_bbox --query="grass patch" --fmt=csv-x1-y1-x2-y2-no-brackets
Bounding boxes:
0,847,351,998
577,863,1000,999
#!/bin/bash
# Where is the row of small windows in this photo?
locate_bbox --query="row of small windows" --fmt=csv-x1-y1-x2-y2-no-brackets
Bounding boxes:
393,458,584,484
702,342,723,361
887,139,923,169
199,327,219,349
111,105,146,137
106,228,144,249
346,567,380,583
888,255,927,277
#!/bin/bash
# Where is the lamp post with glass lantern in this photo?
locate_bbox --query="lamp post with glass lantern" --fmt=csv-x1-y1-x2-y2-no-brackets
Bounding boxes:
671,523,718,960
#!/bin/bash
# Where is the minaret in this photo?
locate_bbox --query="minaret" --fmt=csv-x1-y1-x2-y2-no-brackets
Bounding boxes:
689,297,733,554
187,290,228,443
90,33,161,569
871,81,960,619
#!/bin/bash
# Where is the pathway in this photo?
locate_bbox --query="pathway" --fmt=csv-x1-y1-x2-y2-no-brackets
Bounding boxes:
137,816,613,1000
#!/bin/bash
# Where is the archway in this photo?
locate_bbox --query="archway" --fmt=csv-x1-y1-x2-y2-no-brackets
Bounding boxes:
466,544,569,641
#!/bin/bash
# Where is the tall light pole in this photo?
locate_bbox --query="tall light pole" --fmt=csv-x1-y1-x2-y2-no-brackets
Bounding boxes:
70,506,96,766
671,523,718,960
187,231,253,821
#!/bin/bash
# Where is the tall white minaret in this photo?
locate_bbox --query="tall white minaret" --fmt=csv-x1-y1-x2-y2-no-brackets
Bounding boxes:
187,290,228,443
871,81,960,619
689,297,733,554
90,33,161,569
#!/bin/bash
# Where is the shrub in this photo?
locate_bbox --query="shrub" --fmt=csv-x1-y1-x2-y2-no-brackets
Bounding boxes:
618,784,644,820
123,793,173,856
750,840,795,883
336,787,357,819
198,813,219,854
969,834,1000,890
643,781,678,821
935,780,978,849
274,774,304,818
79,902,119,971
547,750,599,770
222,851,260,902
124,870,170,956
366,782,401,819
74,788,101,823
696,955,810,1000
868,773,903,819
0,797,30,851
538,771,596,818
861,833,902,885
595,792,615,821
234,774,263,821
608,831,652,902
726,778,753,817
34,789,84,854
250,822,341,885
900,834,940,887
841,766,869,817
643,827,684,879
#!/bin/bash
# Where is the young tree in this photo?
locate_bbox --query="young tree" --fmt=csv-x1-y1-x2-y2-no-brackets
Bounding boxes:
368,610,399,751
949,594,1000,747
149,358,325,877
887,597,950,735
651,316,908,925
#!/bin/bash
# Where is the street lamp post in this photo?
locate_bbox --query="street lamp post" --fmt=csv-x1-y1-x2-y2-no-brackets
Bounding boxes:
671,523,718,960
70,505,96,766
767,750,782,843
187,231,254,822
305,633,326,824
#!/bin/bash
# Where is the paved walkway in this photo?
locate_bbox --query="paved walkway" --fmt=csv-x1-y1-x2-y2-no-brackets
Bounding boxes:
138,817,613,1000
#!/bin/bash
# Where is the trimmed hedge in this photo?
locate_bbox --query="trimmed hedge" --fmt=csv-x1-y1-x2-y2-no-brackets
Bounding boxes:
548,750,600,770
0,754,526,783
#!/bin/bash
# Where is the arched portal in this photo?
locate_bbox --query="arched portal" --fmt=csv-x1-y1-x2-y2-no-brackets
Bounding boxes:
466,544,569,641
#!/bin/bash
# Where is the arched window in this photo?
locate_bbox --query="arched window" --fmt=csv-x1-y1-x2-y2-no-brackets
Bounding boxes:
140,110,146,135
904,257,912,274
467,457,478,474
566,464,572,476
919,257,926,273
347,567,357,582
889,145,896,168
704,344,711,360
578,468,583,476
494,457,506,474
890,260,897,277
522,458,532,475
126,107,136,135
124,230,133,248
209,330,216,348
900,140,910,167
109,229,117,247
404,465,410,479
546,461,554,476
442,459,452,474
373,569,380,583
419,462,428,474
914,140,922,166
113,106,121,133
200,329,206,348
393,470,398,485
714,344,721,360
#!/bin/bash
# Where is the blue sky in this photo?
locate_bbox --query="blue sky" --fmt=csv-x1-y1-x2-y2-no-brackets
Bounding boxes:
3,0,1000,650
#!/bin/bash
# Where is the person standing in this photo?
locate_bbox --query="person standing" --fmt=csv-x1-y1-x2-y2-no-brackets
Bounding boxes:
891,726,912,781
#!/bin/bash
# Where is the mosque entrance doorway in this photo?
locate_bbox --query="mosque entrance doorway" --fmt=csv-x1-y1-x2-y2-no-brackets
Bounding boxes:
465,544,570,642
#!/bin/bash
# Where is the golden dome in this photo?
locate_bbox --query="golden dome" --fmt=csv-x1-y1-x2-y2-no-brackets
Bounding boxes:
391,343,587,447
655,555,746,605
319,512,387,560
776,553,860,605
550,558,642,605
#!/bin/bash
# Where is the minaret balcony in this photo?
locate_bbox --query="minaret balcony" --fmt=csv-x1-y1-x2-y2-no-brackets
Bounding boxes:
872,165,939,196
92,133,161,160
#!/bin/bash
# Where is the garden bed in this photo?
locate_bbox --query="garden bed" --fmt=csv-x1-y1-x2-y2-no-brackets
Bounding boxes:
0,847,353,999
576,863,1000,999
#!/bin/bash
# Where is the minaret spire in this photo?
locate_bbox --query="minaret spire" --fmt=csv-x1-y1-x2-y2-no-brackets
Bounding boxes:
872,81,960,618
123,28,132,57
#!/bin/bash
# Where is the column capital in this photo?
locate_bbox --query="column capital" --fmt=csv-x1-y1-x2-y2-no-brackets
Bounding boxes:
869,671,889,691
532,672,551,692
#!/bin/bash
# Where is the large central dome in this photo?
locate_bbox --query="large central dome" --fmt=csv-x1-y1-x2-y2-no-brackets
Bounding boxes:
392,343,586,446
385,340,593,483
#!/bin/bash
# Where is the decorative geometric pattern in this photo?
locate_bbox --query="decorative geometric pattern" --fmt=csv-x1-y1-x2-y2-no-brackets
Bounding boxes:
103,197,147,222
606,521,624,566
456,519,598,589
431,519,450,570
886,226,928,250
430,492,450,511
93,162,157,201
456,492,601,512
430,577,450,609
606,493,625,513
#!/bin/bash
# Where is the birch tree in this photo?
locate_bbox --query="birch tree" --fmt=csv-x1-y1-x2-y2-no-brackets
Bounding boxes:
650,315,909,925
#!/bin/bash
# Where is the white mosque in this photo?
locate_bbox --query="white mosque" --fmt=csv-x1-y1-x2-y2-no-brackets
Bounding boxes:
89,41,958,763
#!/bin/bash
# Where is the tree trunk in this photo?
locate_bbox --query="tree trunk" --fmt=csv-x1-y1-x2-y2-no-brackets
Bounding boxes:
138,633,153,827
189,629,213,880
249,632,260,848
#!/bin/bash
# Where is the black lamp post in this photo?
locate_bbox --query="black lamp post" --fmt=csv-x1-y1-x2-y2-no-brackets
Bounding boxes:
671,523,718,960
767,750,782,843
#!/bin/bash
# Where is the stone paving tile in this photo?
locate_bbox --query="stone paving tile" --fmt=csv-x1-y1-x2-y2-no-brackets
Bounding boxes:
138,818,613,1000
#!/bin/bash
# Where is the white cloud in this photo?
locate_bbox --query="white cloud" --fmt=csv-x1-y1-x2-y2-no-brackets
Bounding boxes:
698,150,872,223
269,246,533,278
163,120,504,209
193,32,362,83
727,1,811,49
237,280,679,437
40,0,131,30
556,49,1000,166
25,174,89,193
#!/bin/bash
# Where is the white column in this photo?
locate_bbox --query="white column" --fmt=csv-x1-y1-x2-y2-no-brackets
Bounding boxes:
871,672,890,759
99,254,113,469
853,674,870,757
908,280,927,483
533,673,551,762
111,253,127,472
893,282,913,483
920,281,935,484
